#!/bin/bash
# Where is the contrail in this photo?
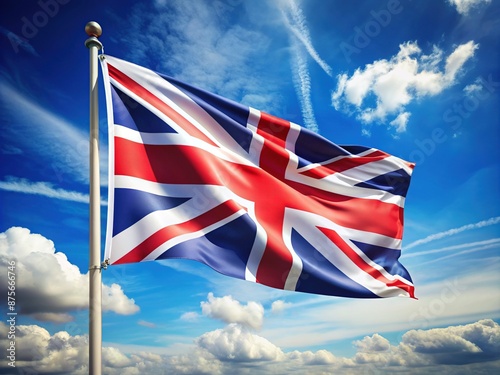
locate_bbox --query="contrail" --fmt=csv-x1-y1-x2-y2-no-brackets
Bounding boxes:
292,44,318,132
405,216,500,250
283,0,333,77
404,238,500,258
281,0,330,131
413,241,500,266
0,177,108,205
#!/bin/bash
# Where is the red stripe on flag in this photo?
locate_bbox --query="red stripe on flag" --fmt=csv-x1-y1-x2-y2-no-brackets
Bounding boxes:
114,201,242,264
309,195,405,240
253,112,294,289
256,112,291,148
114,137,222,185
318,227,415,298
252,153,293,289
300,150,388,180
107,63,217,147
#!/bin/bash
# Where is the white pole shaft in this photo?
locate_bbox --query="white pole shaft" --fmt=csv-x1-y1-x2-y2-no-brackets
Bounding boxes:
85,25,102,375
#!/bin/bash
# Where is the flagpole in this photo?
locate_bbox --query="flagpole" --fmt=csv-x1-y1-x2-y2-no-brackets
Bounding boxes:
85,21,103,375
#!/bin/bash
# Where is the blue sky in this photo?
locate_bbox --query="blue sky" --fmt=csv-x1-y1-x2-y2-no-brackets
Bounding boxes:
0,0,499,373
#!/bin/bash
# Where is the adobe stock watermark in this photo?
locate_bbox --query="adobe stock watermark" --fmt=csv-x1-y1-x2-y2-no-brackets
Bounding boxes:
6,260,17,370
408,277,467,329
340,0,408,63
407,74,499,165
8,0,72,54
442,75,499,131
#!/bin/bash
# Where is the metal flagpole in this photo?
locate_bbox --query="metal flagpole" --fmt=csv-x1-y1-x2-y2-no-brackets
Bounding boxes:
85,21,103,375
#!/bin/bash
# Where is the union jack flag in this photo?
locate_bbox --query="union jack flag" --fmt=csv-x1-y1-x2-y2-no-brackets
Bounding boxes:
102,55,415,299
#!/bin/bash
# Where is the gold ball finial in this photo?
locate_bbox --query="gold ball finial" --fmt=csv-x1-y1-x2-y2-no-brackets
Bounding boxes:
85,21,102,38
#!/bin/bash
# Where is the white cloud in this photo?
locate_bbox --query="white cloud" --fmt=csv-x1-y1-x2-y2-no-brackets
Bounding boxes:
332,41,478,133
0,323,168,375
390,111,411,133
0,323,89,374
464,78,484,96
102,346,133,368
354,333,391,352
271,300,292,314
164,348,224,375
444,41,479,81
351,320,500,368
163,250,500,353
180,311,201,322
448,0,492,15
405,216,500,250
288,349,352,366
201,293,264,330
196,323,286,362
2,319,499,374
402,319,500,362
0,227,139,322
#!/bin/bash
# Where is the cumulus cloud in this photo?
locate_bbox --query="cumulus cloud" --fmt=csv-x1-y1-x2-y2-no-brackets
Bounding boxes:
448,0,492,15
197,324,286,362
353,334,395,366
288,349,357,369
3,319,499,374
0,227,139,322
0,323,88,373
201,293,264,330
403,319,500,364
355,333,391,352
0,322,168,375
352,320,500,368
332,40,478,133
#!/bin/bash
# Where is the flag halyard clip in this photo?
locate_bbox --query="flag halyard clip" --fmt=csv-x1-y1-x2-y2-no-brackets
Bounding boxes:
101,259,110,270
89,259,110,271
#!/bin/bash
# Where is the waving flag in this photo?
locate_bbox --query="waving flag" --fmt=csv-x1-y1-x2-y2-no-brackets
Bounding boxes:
101,55,415,298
